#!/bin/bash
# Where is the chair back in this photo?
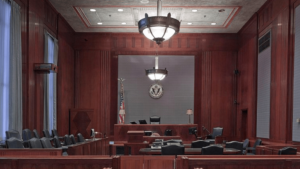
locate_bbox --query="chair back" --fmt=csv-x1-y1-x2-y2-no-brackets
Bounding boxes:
69,134,76,144
243,139,249,149
64,135,72,146
211,127,223,139
40,137,53,148
201,145,223,155
6,130,21,139
253,139,262,148
43,130,52,138
77,133,85,143
22,129,33,141
150,116,161,124
225,141,243,154
278,147,297,155
33,129,40,139
52,129,59,137
164,129,172,136
53,136,62,148
29,138,43,148
6,137,24,149
191,140,210,148
161,145,184,155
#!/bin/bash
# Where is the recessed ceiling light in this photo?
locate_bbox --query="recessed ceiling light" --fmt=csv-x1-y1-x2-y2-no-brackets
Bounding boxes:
122,22,126,25
188,23,192,25
90,9,96,12
140,0,149,4
211,23,216,25
97,22,102,25
192,10,197,12
118,9,123,12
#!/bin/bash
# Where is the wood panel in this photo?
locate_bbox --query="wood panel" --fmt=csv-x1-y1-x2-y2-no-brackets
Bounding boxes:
200,51,237,140
75,50,111,137
56,15,75,136
20,0,75,136
0,156,113,169
0,149,61,156
177,155,300,169
69,109,94,138
237,15,258,140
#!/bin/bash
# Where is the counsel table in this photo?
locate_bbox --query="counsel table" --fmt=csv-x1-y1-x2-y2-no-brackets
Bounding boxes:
139,148,241,155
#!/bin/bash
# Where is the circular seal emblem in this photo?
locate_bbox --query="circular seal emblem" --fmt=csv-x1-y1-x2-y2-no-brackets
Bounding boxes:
149,84,163,99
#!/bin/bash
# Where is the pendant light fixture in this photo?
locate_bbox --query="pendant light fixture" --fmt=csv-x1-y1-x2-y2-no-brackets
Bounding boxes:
138,0,180,45
145,55,168,81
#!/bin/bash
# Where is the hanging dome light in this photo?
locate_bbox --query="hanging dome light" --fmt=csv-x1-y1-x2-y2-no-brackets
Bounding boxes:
138,0,180,45
145,56,168,81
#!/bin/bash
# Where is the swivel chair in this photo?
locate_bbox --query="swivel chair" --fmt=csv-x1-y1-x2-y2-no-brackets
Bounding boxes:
201,145,223,155
225,141,243,155
278,147,297,155
191,140,210,148
29,138,43,148
206,127,223,144
161,145,184,156
6,137,24,149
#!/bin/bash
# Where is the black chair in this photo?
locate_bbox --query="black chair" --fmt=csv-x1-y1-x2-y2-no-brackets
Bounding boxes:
69,134,77,144
164,129,172,136
150,116,161,124
22,129,33,141
77,133,85,143
6,129,21,139
52,129,63,139
63,135,72,146
53,136,68,156
191,140,210,148
246,139,262,155
278,147,297,155
29,138,43,148
6,137,24,149
33,129,41,139
53,136,62,148
225,141,243,155
206,127,223,144
163,139,183,146
201,145,223,155
40,137,53,148
242,139,249,154
43,130,53,141
161,145,184,155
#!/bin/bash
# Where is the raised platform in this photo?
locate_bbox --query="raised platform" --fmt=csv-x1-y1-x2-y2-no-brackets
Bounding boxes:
114,124,198,143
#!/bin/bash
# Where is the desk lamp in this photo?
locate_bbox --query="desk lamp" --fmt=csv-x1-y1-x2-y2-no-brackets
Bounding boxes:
186,109,193,124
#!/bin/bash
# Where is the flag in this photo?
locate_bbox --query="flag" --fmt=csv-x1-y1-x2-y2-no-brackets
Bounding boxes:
119,79,125,124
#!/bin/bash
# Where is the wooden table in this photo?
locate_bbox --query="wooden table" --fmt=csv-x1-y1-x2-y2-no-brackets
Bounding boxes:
139,148,241,155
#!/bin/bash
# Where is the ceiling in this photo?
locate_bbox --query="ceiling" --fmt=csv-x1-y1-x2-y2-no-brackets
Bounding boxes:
49,0,267,33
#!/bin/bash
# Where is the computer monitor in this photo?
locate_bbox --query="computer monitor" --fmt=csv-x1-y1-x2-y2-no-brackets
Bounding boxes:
130,121,137,124
139,120,147,124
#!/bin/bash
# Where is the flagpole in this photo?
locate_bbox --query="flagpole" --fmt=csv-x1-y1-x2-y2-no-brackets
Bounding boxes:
118,78,126,124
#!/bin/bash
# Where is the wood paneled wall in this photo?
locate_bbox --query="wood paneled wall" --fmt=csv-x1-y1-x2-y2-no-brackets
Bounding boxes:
73,33,239,138
19,0,75,136
237,0,299,143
